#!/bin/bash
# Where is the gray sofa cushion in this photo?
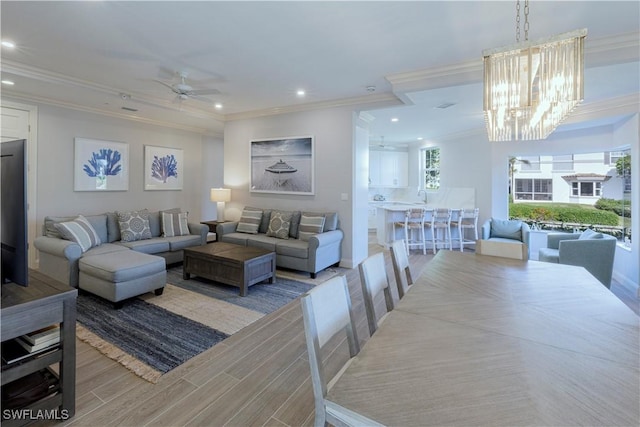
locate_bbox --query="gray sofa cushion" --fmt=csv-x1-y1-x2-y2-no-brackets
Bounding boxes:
245,234,279,251
303,211,338,232
276,238,309,259
116,237,170,254
84,243,130,256
220,232,250,246
490,218,523,241
45,214,108,243
106,212,121,242
165,234,202,251
579,228,603,240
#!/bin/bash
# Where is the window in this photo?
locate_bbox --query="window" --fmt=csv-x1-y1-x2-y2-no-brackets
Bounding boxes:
572,181,602,196
519,156,540,171
605,150,627,166
515,179,552,200
420,147,440,190
552,155,573,171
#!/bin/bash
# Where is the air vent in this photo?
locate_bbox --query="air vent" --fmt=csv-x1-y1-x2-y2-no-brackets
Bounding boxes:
121,106,138,112
435,102,456,109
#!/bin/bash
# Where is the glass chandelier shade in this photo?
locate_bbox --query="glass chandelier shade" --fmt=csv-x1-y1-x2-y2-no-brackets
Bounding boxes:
483,28,587,141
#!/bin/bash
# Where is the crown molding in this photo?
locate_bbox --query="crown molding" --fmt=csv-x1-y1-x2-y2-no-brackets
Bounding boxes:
386,32,640,96
224,92,402,122
1,60,226,122
563,93,639,124
1,91,223,137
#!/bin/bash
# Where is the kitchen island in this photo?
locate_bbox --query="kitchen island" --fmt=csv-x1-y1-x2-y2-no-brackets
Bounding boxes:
374,188,476,250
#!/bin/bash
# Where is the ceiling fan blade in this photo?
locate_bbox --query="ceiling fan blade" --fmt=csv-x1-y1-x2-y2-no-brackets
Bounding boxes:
189,88,220,96
153,79,178,93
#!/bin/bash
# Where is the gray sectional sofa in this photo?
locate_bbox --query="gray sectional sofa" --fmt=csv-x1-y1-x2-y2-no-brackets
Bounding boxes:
216,207,343,278
34,209,207,305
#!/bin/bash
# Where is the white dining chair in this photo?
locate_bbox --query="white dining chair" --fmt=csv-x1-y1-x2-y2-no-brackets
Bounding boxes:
359,252,395,336
451,208,479,252
390,239,414,299
301,275,383,427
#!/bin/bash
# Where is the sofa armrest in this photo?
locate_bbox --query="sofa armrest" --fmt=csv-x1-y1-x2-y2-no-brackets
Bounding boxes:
481,220,491,240
546,232,579,249
34,236,82,261
520,222,531,247
308,229,344,250
216,221,239,239
188,222,209,245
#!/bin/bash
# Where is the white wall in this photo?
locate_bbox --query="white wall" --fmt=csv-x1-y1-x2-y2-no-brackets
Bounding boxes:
611,115,639,290
223,107,359,267
30,103,210,231
201,135,225,220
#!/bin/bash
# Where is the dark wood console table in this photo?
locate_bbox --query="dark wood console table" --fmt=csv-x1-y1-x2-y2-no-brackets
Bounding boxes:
1,270,77,426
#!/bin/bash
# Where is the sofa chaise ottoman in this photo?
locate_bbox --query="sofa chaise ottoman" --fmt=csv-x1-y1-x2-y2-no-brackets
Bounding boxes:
79,250,166,308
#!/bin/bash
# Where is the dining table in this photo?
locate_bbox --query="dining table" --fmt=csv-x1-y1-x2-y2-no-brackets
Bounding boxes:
327,250,640,426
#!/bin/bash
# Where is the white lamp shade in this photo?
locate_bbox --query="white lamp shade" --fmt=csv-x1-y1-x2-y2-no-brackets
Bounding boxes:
210,188,231,202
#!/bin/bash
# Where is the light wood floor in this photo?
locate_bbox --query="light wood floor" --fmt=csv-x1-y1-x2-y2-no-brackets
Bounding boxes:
49,238,636,427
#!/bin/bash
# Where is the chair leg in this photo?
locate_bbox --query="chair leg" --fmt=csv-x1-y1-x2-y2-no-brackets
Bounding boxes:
421,225,426,255
404,226,410,255
459,226,464,252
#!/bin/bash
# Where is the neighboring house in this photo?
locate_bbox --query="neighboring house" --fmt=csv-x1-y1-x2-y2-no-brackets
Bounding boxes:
513,150,630,205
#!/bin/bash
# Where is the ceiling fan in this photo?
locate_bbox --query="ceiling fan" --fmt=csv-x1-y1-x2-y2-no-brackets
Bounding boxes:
154,71,220,102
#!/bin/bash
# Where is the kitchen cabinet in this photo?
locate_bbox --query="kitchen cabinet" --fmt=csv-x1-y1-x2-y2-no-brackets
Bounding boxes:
369,150,408,188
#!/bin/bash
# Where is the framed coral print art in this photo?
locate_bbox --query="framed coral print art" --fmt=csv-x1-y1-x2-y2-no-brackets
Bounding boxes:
74,138,129,191
144,145,183,190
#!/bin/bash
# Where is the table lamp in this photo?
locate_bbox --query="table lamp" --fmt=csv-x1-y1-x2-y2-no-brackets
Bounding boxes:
210,188,231,222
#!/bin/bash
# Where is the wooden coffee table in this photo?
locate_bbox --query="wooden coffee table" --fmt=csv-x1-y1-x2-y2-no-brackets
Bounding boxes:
183,242,276,296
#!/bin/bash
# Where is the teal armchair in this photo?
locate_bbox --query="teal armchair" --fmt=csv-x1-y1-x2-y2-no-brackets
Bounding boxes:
538,229,617,288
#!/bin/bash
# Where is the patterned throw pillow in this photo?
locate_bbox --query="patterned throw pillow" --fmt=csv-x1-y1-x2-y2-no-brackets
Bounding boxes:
162,212,190,237
54,215,102,252
236,209,263,234
298,214,326,242
117,209,152,242
266,211,293,239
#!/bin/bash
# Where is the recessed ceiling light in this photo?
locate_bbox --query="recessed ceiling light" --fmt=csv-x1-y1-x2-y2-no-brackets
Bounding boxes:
1,80,15,86
391,117,399,122
296,89,306,97
1,40,15,49
214,103,223,110
417,137,423,140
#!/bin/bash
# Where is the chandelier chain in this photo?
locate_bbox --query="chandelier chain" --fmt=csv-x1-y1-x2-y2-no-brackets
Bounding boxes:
524,0,529,41
516,0,521,42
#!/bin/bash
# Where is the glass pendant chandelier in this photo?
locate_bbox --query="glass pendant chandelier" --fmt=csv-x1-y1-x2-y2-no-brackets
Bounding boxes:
483,0,587,141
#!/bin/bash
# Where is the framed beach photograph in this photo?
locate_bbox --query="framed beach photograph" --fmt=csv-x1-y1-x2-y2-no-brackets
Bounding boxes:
144,145,184,190
74,138,129,191
250,136,314,195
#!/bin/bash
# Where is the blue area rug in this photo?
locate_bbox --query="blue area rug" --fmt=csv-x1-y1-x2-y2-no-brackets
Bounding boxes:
76,265,314,382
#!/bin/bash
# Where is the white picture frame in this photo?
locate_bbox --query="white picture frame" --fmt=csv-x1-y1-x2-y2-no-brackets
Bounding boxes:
74,138,129,191
144,145,184,190
250,136,314,195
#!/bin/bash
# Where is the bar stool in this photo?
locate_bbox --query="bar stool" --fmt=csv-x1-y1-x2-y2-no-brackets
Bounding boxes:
451,208,479,252
426,208,452,253
393,208,427,255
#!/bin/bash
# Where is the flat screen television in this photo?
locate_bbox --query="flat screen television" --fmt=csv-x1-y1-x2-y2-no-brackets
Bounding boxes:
1,139,28,286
